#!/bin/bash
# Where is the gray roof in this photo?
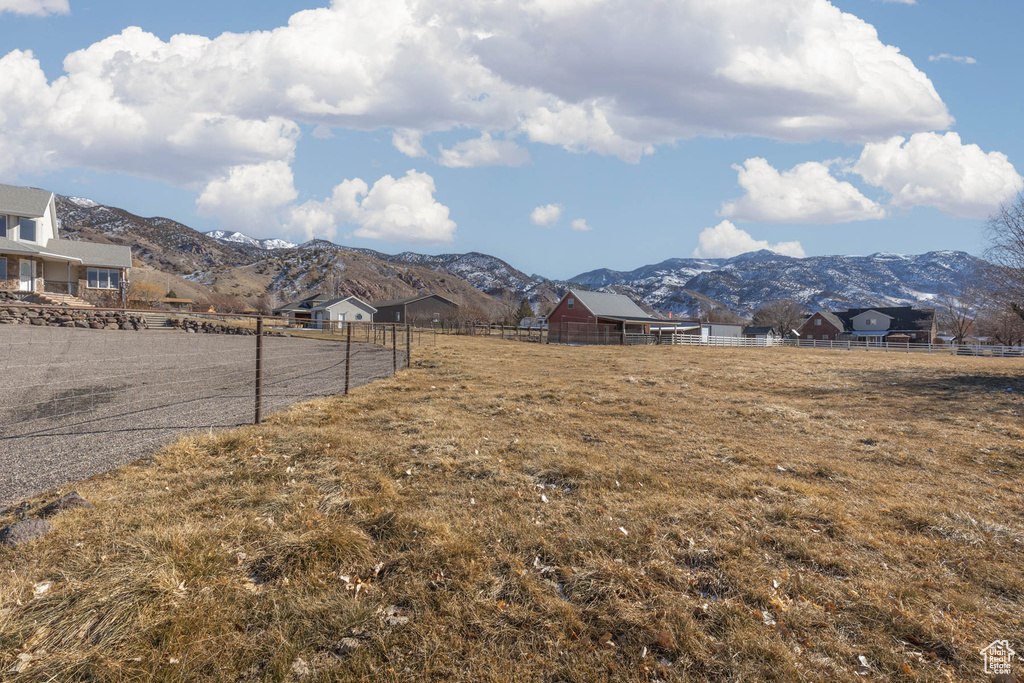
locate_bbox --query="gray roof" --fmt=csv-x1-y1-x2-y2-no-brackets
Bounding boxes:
0,236,44,256
0,184,53,218
275,294,333,312
569,289,658,320
40,239,132,268
743,326,775,335
310,296,377,313
0,234,131,268
372,293,457,308
800,310,845,332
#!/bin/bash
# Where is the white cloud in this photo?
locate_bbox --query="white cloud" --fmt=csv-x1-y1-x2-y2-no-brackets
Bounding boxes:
928,54,977,64
311,124,335,140
438,132,530,168
0,0,955,190
287,170,455,245
853,132,1024,218
392,129,427,158
570,218,592,232
530,203,563,227
196,161,298,230
693,220,805,259
721,157,886,224
0,0,68,15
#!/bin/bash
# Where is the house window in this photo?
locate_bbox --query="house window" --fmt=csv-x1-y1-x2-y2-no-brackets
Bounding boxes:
355,313,363,321
567,298,574,310
0,257,6,281
87,267,120,290
395,312,400,321
19,218,36,243
866,318,876,326
0,216,6,238
814,318,821,326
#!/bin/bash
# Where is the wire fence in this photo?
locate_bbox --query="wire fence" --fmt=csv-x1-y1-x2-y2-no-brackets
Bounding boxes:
0,310,414,509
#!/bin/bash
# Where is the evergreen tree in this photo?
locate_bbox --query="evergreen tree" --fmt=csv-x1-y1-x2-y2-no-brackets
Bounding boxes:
515,298,534,324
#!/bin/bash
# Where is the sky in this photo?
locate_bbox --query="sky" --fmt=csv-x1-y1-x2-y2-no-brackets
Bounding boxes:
1,0,1022,280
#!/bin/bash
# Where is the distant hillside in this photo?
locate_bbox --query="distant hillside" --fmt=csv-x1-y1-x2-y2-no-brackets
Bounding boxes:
55,197,505,316
569,249,985,317
56,196,985,319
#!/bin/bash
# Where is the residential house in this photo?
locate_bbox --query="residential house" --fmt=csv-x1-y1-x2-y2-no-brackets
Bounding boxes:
547,289,669,344
274,293,376,327
798,306,936,343
797,311,845,342
835,306,936,344
0,184,132,306
371,294,458,324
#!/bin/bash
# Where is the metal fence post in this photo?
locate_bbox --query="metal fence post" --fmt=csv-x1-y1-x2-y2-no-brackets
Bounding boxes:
406,324,411,369
255,316,264,424
392,324,398,375
345,323,352,395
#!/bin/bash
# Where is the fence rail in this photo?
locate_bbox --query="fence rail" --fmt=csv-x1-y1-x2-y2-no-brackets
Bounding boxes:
426,318,1023,357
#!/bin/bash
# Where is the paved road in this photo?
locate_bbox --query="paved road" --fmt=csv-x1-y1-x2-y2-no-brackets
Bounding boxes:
0,326,403,508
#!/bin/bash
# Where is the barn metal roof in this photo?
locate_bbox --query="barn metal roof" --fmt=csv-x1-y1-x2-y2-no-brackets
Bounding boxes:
569,289,655,319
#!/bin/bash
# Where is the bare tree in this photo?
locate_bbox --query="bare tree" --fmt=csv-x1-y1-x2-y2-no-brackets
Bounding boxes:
935,285,980,344
975,305,1024,346
698,300,743,324
985,190,1024,320
495,288,521,325
751,298,806,336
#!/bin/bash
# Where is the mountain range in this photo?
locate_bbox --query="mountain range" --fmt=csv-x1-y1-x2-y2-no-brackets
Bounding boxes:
53,194,983,318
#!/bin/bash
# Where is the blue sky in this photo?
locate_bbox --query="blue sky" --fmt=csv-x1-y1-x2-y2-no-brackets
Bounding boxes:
1,0,1022,279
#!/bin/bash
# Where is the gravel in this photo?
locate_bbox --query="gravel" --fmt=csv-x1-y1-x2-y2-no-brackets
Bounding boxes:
0,326,405,508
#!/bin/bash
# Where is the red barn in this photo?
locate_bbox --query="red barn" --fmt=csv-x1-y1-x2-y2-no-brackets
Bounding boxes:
547,289,668,344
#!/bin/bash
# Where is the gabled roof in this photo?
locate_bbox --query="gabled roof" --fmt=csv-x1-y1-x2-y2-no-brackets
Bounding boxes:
309,295,377,313
848,308,894,320
836,306,934,331
372,293,457,308
743,326,775,335
274,293,333,312
568,289,656,320
0,184,53,218
799,310,844,332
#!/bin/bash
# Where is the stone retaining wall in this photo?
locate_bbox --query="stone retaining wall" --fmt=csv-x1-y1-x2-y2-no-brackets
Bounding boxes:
0,305,148,330
168,318,286,336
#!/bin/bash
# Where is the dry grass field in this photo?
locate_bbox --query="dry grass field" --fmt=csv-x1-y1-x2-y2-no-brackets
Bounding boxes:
1,337,1022,682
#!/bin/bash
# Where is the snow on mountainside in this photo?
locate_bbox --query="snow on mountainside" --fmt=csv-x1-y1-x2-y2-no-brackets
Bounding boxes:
205,230,296,250
59,198,985,318
569,249,986,317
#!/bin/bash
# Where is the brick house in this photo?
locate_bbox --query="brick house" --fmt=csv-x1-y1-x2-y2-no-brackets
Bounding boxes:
1,184,132,307
835,306,936,343
797,311,845,341
798,306,937,343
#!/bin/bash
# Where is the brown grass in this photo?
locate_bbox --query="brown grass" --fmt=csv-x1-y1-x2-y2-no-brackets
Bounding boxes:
1,338,1022,681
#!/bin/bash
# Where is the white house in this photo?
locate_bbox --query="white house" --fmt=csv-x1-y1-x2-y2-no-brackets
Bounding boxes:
0,184,132,306
274,293,376,327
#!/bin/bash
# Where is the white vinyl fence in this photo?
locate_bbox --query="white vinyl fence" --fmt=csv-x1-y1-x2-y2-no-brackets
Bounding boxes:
658,333,1023,357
